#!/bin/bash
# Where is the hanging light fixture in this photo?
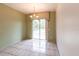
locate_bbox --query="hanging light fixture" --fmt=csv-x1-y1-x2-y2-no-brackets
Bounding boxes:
30,4,39,19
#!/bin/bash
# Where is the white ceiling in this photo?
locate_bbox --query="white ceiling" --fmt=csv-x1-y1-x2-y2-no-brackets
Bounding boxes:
4,3,57,14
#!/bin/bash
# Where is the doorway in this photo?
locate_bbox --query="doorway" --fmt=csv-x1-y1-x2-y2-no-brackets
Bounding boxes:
32,19,47,40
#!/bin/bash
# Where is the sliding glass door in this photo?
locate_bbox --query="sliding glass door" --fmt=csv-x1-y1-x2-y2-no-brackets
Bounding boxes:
32,20,40,39
32,19,46,40
40,19,46,40
32,19,47,53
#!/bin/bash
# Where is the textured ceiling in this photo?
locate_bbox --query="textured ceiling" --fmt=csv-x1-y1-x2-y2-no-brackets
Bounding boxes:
4,3,57,14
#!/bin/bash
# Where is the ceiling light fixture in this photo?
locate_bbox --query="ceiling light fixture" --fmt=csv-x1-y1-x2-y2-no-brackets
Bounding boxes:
30,4,39,19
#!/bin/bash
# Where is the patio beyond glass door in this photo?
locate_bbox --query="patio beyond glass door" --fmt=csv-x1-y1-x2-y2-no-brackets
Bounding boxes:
32,20,40,39
32,19,46,40
40,19,46,40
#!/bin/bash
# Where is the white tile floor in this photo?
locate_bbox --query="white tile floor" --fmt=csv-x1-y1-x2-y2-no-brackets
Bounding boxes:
0,39,59,56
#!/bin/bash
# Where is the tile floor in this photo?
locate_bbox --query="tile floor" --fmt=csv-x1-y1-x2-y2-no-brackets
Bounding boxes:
0,39,59,56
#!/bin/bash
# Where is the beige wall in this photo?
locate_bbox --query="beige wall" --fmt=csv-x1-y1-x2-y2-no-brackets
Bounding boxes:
26,12,56,43
56,4,64,55
0,4,27,48
56,4,79,56
26,15,32,39
48,12,56,43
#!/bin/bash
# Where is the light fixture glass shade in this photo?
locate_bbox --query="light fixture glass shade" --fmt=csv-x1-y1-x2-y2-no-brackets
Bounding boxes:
30,15,32,18
30,14,39,19
33,14,36,16
36,16,39,18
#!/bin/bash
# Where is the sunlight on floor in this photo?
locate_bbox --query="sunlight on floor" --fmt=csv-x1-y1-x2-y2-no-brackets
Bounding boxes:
0,39,59,56
32,39,46,53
